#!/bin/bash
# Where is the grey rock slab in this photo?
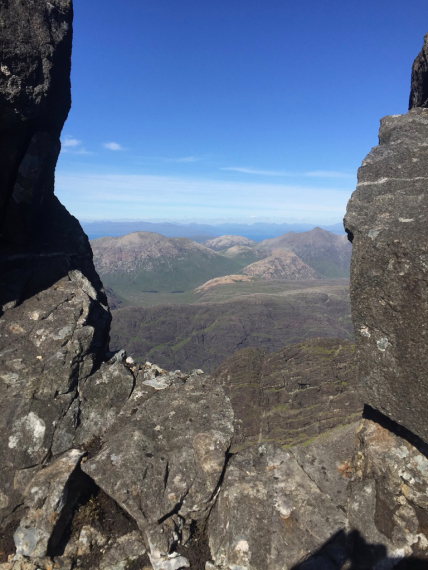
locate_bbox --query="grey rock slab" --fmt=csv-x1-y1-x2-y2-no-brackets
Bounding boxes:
290,422,359,511
208,444,346,570
98,531,147,570
344,107,428,441
74,358,135,448
82,371,234,567
14,449,84,557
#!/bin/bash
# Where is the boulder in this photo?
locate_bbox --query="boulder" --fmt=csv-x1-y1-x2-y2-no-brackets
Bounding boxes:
82,369,234,569
14,450,85,558
208,444,347,570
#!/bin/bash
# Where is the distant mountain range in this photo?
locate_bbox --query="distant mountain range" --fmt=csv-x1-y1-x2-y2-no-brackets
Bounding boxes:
91,227,351,307
83,219,346,241
91,232,250,301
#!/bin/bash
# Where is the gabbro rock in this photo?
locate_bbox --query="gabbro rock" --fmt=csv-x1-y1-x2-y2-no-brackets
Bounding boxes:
82,369,234,570
208,443,347,570
14,449,85,558
344,107,428,443
0,0,111,545
348,418,428,560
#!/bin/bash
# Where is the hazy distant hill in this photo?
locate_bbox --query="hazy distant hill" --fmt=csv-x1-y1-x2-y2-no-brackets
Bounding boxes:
92,228,351,306
257,227,351,277
83,219,345,241
204,235,256,250
242,249,319,280
91,232,247,300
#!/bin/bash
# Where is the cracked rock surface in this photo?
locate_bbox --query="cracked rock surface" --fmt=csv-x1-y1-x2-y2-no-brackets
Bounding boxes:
344,107,428,443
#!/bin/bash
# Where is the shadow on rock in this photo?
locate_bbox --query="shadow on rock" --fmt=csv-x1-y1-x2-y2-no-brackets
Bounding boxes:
292,530,428,569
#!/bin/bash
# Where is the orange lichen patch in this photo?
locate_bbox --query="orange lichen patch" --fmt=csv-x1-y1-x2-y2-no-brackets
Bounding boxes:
337,460,353,478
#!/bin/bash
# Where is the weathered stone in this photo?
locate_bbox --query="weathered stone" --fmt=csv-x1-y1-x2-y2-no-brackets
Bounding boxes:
0,556,73,570
74,357,135,448
290,422,359,512
0,0,111,546
344,107,428,442
98,531,147,570
0,270,110,525
409,34,428,109
348,418,428,562
14,450,84,558
208,444,346,570
82,371,234,569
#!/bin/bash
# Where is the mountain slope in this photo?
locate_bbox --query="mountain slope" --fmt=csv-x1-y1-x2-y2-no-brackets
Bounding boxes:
110,281,352,372
205,235,256,250
242,249,319,280
91,232,247,299
257,227,351,277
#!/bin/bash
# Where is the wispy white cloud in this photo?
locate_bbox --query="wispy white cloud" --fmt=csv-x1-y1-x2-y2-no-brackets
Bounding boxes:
137,154,203,164
56,171,353,224
62,136,81,148
220,166,289,176
167,155,200,163
221,166,355,180
103,142,124,151
304,170,354,179
61,136,92,155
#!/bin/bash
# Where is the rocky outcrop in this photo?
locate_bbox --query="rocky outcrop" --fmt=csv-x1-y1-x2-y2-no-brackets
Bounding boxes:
344,107,428,442
0,0,72,245
0,0,111,553
409,34,428,109
348,413,428,561
343,36,428,565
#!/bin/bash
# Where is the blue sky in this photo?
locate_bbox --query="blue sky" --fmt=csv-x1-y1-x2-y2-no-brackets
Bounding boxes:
57,0,428,224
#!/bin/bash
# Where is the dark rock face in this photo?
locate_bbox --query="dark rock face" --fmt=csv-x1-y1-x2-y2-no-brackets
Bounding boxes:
409,34,428,109
343,34,428,564
344,107,428,442
0,0,111,546
0,0,73,244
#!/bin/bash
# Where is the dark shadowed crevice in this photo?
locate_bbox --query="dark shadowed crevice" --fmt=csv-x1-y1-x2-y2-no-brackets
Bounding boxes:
0,518,21,563
363,404,428,457
345,228,354,243
176,520,213,570
47,467,98,556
